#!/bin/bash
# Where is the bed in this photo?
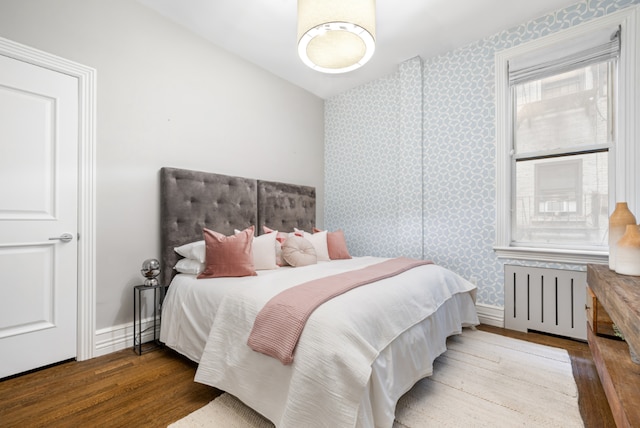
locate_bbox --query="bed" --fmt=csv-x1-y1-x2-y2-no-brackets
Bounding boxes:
158,167,479,428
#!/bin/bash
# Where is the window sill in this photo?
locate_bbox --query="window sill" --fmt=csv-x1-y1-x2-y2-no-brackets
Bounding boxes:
493,246,608,265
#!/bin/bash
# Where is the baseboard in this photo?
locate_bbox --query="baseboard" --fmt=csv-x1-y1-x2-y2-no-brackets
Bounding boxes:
94,318,160,358
476,303,504,327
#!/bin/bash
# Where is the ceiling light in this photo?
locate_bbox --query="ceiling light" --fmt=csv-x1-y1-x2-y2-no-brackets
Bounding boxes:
297,0,376,74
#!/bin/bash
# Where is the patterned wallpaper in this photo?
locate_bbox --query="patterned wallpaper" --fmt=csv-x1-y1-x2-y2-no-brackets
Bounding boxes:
325,58,423,259
325,0,639,308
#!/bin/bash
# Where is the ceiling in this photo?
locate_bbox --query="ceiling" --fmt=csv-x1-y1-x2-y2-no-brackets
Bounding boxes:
137,0,579,99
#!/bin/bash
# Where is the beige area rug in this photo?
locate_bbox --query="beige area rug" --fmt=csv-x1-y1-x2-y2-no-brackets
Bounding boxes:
169,329,583,427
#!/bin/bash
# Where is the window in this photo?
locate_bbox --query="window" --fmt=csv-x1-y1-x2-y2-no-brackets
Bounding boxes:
512,60,614,249
495,7,640,264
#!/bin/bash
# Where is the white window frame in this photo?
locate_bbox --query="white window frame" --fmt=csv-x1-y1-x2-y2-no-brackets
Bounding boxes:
495,6,640,264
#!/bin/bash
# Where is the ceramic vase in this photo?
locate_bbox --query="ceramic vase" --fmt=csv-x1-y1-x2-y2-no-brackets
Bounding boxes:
609,202,636,270
615,224,640,276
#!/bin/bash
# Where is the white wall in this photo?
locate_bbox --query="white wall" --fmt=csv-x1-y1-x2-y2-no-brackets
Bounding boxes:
0,0,324,336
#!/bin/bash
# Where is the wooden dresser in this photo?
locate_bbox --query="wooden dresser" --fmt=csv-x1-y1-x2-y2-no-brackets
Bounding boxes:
586,264,640,428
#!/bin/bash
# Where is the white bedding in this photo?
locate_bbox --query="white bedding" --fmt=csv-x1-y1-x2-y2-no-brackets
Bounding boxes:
161,269,280,362
161,257,478,427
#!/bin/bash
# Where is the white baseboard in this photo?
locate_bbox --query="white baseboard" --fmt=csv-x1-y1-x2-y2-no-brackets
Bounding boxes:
476,303,504,327
94,318,160,358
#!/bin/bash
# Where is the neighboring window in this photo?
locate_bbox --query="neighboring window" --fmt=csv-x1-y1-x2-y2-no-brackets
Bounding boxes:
511,58,614,249
534,159,582,216
494,8,640,263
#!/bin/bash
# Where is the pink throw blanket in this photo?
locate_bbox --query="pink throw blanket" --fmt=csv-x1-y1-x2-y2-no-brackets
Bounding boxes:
247,257,433,364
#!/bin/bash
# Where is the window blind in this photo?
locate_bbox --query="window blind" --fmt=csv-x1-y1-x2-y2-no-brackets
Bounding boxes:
509,27,620,85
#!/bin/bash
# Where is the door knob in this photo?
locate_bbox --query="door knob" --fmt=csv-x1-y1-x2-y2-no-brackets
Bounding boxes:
49,233,73,243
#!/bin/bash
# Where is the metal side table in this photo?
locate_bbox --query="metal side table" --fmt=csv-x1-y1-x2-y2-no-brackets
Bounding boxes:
133,284,166,355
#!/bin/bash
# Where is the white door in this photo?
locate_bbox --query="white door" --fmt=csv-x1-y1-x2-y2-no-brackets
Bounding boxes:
0,53,79,378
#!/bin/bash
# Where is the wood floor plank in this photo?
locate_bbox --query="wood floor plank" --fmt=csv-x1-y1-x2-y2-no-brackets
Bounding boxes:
0,326,614,427
0,347,219,427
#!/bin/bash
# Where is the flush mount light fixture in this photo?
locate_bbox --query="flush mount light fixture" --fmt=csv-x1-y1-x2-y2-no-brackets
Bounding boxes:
297,0,376,74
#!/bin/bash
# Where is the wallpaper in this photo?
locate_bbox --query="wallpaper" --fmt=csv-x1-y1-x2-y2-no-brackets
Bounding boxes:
325,58,423,259
325,0,639,308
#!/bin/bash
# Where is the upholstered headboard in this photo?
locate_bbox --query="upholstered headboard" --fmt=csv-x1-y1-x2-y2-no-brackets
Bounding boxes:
257,180,316,235
160,167,316,286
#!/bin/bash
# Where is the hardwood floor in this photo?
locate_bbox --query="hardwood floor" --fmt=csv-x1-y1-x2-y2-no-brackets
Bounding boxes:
0,347,221,427
0,326,615,427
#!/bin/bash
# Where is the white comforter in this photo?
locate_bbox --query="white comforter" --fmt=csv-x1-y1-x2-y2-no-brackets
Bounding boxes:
190,257,478,427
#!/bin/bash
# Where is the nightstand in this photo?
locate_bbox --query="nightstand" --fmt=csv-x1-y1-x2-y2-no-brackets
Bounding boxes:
133,284,166,355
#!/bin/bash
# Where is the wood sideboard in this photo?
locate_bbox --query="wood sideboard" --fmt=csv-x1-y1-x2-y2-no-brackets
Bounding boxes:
586,264,640,428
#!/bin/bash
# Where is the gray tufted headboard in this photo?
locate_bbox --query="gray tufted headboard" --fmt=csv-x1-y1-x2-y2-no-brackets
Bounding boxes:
160,167,316,286
257,180,316,236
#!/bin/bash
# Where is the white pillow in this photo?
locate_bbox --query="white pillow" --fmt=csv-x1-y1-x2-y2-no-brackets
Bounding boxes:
282,236,317,267
174,258,205,275
235,229,279,270
174,240,206,263
295,228,330,261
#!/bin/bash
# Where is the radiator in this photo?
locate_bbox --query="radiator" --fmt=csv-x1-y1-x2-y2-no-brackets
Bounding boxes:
504,265,587,341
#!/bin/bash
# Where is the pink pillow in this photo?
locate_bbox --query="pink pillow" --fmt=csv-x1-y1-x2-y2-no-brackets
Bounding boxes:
313,228,352,260
198,226,257,278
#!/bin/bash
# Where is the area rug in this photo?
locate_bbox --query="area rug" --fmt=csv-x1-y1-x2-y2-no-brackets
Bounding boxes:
169,329,583,427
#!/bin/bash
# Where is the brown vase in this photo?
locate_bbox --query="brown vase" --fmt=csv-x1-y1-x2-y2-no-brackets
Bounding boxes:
615,224,640,276
609,202,636,270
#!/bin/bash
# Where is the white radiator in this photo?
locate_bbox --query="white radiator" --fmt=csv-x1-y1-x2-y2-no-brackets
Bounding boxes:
504,265,587,341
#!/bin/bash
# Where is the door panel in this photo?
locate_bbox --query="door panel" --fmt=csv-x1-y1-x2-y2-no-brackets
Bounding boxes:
0,244,54,338
0,53,78,378
0,84,55,220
